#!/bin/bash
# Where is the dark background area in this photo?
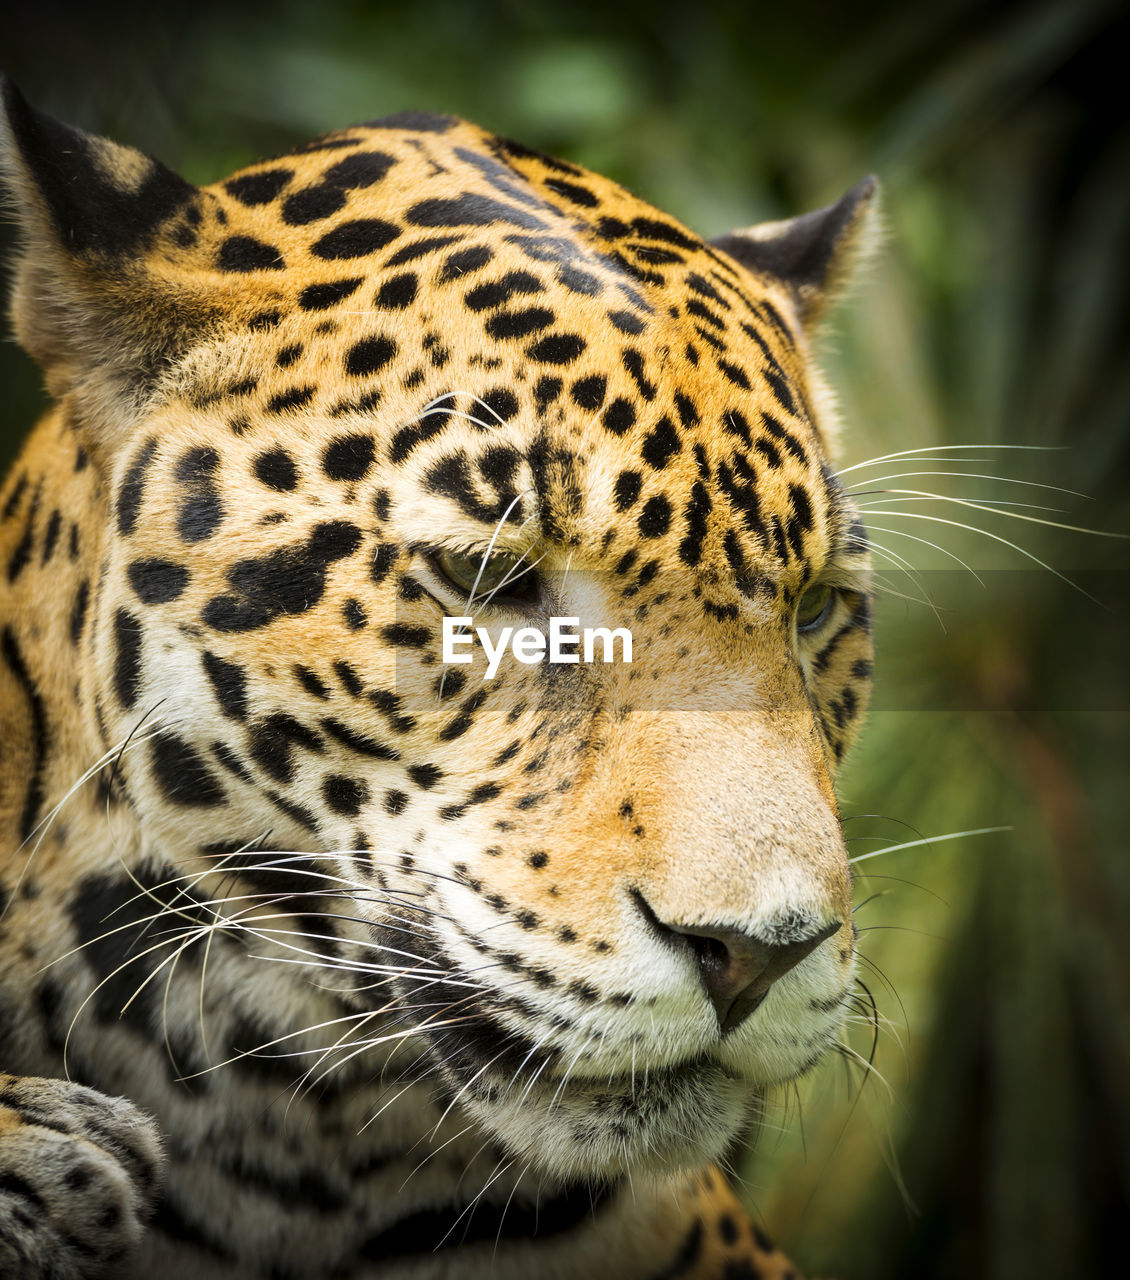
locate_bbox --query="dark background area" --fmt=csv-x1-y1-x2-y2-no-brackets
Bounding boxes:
3,1,1128,1276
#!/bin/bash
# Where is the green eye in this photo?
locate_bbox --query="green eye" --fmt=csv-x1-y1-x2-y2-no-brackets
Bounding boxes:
434,548,537,601
795,583,834,632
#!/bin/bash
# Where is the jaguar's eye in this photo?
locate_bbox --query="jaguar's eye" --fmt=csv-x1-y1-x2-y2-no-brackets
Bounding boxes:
434,548,537,602
795,582,834,633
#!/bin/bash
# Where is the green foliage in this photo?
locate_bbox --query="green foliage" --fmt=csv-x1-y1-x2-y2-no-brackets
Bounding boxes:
3,2,1127,1274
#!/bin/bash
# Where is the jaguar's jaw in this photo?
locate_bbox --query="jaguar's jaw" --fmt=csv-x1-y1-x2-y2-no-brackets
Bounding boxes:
456,1059,752,1183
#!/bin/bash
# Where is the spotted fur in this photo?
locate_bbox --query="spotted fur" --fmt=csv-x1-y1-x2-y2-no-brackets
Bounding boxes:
0,78,876,1278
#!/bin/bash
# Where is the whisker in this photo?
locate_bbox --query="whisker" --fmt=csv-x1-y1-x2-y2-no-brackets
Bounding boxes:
436,492,531,699
849,826,1009,864
850,870,950,907
831,1041,894,1099
861,509,1101,602
180,1010,397,1082
854,956,911,1051
0,722,161,906
470,545,549,621
863,489,1126,538
465,493,528,606
864,524,986,584
847,468,1091,499
838,443,1065,477
435,1156,515,1251
398,1119,481,1191
861,539,943,621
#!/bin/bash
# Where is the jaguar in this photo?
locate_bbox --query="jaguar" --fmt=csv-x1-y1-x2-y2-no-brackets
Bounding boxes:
0,78,877,1278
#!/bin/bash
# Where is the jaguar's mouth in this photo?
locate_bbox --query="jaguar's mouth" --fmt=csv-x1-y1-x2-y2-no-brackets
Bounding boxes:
381,912,839,1179
562,1050,733,1090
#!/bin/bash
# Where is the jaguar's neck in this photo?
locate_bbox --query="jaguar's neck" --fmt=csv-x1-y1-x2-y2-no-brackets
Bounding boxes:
0,401,115,863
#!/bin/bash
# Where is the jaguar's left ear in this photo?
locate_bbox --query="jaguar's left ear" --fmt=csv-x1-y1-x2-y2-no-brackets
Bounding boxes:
710,176,880,330
0,77,218,407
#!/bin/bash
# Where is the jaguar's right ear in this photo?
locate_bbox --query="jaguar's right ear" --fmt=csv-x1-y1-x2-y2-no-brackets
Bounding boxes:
0,78,217,403
711,176,880,331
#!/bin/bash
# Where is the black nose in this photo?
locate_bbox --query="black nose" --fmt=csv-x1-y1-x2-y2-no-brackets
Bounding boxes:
631,891,841,1034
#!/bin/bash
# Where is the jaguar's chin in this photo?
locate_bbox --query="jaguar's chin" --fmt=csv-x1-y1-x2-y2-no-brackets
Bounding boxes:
463,1061,751,1182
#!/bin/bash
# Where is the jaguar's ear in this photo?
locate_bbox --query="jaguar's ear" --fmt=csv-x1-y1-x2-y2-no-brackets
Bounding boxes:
710,176,879,329
0,78,213,401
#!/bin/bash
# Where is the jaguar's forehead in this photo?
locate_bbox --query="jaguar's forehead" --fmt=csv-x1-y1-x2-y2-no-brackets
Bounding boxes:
193,110,787,344
146,114,838,571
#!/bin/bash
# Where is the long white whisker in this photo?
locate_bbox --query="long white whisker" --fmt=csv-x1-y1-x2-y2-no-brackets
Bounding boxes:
864,524,986,584
0,725,161,905
850,826,1009,865
471,549,550,626
847,468,1091,499
860,509,1101,602
838,443,1064,476
833,1041,895,1099
467,493,527,606
862,538,940,607
435,1156,515,1250
861,491,1060,515
436,492,532,700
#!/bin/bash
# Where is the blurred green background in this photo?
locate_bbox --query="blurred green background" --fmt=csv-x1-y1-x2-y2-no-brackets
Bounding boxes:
3,1,1128,1275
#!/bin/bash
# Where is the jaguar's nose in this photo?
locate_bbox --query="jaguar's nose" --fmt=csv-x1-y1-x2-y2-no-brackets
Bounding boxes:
632,890,841,1034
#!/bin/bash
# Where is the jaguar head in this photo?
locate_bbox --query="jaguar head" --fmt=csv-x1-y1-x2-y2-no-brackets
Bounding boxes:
1,82,876,1182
